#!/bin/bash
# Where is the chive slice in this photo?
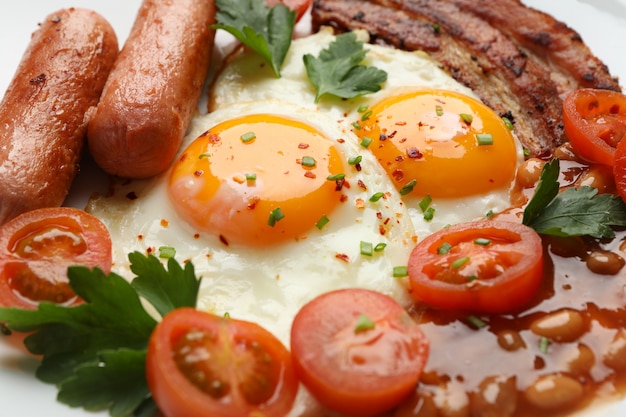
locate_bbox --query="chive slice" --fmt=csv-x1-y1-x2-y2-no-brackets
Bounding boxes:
423,207,435,221
502,116,514,131
316,215,330,230
327,173,346,181
158,246,176,259
451,256,470,269
360,241,374,256
436,105,444,116
393,266,408,277
419,195,432,212
348,155,363,165
539,336,550,354
523,148,530,157
357,104,369,113
199,152,211,159
432,23,441,33
241,131,256,143
268,207,285,227
354,314,376,333
467,315,487,329
352,122,362,130
245,172,257,181
302,156,316,167
476,133,494,146
360,137,373,148
374,243,387,252
361,110,373,121
474,238,492,246
460,113,473,124
486,209,495,218
369,192,384,202
437,242,452,255
400,179,417,195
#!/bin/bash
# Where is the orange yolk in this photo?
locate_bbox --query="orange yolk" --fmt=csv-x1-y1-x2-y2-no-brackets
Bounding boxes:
355,89,519,198
168,114,345,246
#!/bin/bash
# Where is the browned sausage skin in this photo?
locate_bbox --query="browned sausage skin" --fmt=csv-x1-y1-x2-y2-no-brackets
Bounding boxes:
0,8,118,226
88,0,217,179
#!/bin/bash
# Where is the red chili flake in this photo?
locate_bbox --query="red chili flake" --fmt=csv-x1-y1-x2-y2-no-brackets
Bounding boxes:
194,233,200,239
340,194,348,203
137,234,144,241
384,217,391,225
355,163,362,172
298,143,310,149
304,171,316,179
379,225,387,235
219,235,229,246
248,195,260,209
194,170,204,177
392,169,405,182
407,147,423,159
396,121,407,126
208,133,221,143
357,179,367,190
395,155,405,162
379,133,388,141
337,138,345,143
376,212,383,220
387,130,398,139
126,191,138,200
146,247,154,254
335,178,345,191
335,253,350,262
399,138,407,143
160,219,169,227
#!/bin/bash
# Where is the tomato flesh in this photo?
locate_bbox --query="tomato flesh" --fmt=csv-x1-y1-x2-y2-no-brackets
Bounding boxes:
407,220,543,313
0,207,112,308
266,0,312,20
562,88,626,166
147,308,298,417
290,288,429,417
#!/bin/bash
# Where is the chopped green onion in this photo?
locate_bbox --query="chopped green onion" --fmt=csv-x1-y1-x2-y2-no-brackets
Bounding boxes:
357,104,369,113
423,207,435,221
468,275,478,282
360,137,373,148
539,336,550,354
354,314,376,333
523,148,530,157
246,172,257,181
474,238,492,246
240,131,256,143
393,266,408,277
476,133,494,146
467,315,487,329
374,243,387,252
268,207,285,227
352,122,362,130
451,256,470,269
361,110,373,121
158,246,176,259
460,113,473,124
316,215,330,230
486,209,495,218
502,116,514,131
199,153,211,159
438,242,452,255
433,23,441,33
419,195,432,212
224,312,231,319
348,155,363,165
360,241,374,256
369,192,384,202
436,105,444,116
302,156,316,167
399,179,417,195
327,173,346,181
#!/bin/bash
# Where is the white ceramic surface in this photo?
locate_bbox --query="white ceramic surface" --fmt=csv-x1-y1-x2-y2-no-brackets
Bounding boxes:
1,1,626,416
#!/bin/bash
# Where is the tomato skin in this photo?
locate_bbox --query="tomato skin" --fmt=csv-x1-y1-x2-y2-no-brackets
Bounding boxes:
266,0,312,21
562,88,626,166
615,137,626,203
147,308,298,417
0,207,112,309
407,220,543,314
290,289,429,417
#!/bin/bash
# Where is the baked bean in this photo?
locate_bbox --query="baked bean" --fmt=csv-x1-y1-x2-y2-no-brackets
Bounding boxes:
470,375,517,417
496,329,527,351
564,343,595,376
603,330,626,371
395,389,438,417
515,158,545,188
552,142,580,161
585,249,625,275
546,235,587,258
576,164,616,193
530,309,586,342
524,373,583,411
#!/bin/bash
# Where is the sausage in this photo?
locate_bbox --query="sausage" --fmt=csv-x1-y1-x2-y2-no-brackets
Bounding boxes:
0,8,118,226
87,0,216,179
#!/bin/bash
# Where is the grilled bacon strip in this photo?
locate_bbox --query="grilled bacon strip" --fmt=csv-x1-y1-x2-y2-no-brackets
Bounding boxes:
312,0,620,157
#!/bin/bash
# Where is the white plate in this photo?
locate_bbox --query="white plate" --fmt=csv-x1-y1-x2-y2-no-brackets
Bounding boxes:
1,1,626,416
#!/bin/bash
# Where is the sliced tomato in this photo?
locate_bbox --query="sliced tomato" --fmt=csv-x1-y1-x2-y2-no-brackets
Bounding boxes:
0,207,112,309
614,136,626,203
147,308,298,417
407,220,543,314
266,0,312,21
290,288,429,417
562,88,626,166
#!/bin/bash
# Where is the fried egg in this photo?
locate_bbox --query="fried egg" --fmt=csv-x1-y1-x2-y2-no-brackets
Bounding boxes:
211,27,524,240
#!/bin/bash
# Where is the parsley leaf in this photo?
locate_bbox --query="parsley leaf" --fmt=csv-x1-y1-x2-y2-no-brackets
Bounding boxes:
303,32,388,103
0,252,202,417
213,0,295,78
523,158,626,238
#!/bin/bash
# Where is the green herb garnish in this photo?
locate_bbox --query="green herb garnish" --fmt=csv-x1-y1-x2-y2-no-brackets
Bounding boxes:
354,314,376,333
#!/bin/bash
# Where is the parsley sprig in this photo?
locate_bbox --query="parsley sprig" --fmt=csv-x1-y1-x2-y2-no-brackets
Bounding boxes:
0,252,201,417
213,0,296,78
303,32,388,103
523,158,626,238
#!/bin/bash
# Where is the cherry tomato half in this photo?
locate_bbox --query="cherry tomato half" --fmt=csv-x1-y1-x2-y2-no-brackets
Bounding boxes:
290,289,429,417
147,308,298,417
407,220,543,314
562,88,626,166
266,0,312,21
0,207,112,309
614,137,626,203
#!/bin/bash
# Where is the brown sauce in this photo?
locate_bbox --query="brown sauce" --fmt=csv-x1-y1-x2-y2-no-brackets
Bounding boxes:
396,144,626,417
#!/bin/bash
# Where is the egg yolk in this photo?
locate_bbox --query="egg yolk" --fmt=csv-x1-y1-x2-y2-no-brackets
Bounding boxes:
168,114,345,246
355,89,519,198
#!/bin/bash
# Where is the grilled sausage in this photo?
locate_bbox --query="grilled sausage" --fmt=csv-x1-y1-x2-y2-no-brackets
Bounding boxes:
0,8,118,226
87,0,216,179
